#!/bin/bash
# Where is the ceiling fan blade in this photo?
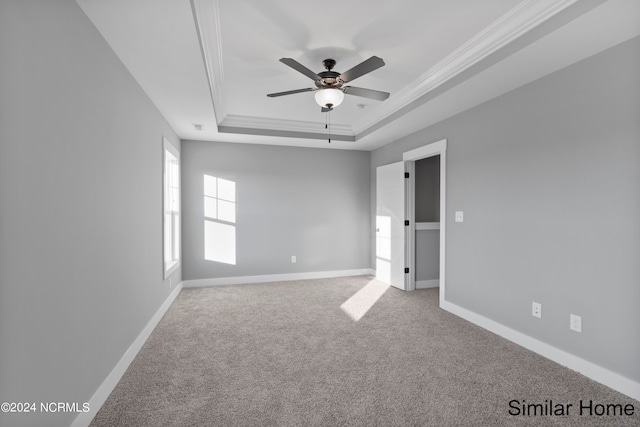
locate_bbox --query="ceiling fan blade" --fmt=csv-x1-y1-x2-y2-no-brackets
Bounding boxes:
280,58,321,81
267,88,314,97
339,56,385,83
343,86,390,101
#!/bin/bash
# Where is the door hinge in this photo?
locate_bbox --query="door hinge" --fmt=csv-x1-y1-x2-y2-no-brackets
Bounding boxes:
404,220,410,226
405,267,410,274
405,172,410,178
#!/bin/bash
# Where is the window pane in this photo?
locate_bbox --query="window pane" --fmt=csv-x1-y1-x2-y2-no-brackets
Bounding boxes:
204,197,217,219
171,161,179,188
204,175,217,198
218,200,235,223
218,178,235,202
163,139,180,278
170,189,178,212
165,191,171,211
173,213,180,259
164,213,172,261
166,150,177,166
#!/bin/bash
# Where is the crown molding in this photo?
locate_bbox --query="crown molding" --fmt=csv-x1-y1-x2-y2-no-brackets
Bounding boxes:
193,0,584,141
191,0,227,123
351,0,582,135
221,115,354,136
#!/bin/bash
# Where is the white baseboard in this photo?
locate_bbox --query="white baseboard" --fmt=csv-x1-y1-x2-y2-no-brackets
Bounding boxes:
440,300,640,402
183,268,375,288
71,282,184,427
416,279,439,289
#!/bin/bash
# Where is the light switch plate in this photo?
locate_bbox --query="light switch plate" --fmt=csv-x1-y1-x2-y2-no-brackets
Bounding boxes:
455,211,464,222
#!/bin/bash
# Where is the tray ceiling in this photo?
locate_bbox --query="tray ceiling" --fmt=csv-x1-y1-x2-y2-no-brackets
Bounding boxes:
76,0,640,150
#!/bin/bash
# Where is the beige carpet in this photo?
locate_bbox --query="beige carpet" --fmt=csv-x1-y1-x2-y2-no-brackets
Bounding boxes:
90,276,639,426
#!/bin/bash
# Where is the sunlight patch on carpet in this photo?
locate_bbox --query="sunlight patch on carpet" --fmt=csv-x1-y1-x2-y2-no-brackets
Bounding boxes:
340,279,390,321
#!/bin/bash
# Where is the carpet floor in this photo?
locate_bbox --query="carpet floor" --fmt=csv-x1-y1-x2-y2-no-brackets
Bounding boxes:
90,276,639,426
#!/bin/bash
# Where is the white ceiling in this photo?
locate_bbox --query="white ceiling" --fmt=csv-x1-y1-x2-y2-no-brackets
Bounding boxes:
76,0,640,151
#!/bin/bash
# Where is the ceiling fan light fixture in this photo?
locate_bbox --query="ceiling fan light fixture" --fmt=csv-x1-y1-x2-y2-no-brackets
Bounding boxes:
315,88,344,109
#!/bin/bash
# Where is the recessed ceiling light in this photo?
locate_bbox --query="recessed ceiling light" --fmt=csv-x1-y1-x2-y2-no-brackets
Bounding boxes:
193,123,204,131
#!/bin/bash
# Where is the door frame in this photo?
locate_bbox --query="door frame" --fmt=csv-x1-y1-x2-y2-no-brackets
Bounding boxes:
403,139,447,304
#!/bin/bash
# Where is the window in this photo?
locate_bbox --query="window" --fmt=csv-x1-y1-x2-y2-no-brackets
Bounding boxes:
163,138,180,278
204,175,236,265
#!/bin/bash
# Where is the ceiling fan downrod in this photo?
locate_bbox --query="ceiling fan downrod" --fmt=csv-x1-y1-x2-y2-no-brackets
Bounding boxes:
323,58,336,71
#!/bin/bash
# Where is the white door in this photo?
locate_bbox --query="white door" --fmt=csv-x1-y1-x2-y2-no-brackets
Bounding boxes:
376,162,406,290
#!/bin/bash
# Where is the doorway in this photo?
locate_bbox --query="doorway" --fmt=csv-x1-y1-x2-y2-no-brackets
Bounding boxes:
413,155,440,289
374,140,446,299
403,139,447,303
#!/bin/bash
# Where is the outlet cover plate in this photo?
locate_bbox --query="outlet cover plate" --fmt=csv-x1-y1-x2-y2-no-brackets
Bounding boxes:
570,314,582,333
532,302,542,318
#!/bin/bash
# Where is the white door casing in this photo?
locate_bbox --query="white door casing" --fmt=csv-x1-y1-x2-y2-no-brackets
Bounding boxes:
403,139,447,304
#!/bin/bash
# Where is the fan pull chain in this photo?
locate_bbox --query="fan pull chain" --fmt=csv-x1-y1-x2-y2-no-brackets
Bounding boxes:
326,110,331,143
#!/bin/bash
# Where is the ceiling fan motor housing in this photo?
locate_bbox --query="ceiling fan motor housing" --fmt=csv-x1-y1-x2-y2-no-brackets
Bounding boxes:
316,71,342,89
316,59,343,89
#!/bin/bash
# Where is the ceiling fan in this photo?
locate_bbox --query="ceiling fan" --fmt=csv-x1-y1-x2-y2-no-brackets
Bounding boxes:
267,56,390,112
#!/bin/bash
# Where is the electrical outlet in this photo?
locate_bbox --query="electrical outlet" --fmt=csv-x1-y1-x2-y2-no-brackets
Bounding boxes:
291,255,296,264
570,314,582,333
532,302,542,318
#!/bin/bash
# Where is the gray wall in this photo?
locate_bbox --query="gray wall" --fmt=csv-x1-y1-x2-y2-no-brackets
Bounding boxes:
0,2,181,427
371,37,640,383
415,230,439,282
415,155,440,222
182,141,371,280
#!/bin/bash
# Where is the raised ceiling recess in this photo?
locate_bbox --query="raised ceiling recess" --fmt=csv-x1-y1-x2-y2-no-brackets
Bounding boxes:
77,0,640,150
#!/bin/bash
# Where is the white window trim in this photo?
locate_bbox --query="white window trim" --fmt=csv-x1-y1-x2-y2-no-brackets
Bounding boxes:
163,137,180,278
